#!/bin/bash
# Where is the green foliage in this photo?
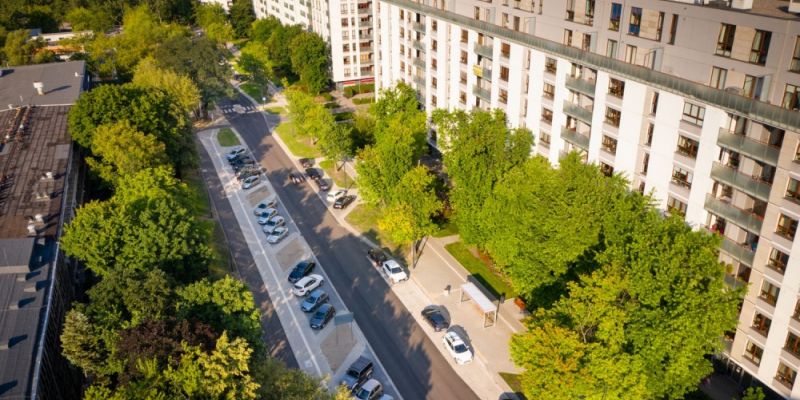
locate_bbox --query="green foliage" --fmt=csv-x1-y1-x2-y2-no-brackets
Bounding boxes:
249,16,282,42
445,242,516,299
3,29,54,66
378,166,441,248
741,387,765,400
229,0,256,38
239,41,271,83
61,309,109,378
290,32,329,94
133,57,201,113
65,6,113,32
265,24,303,75
196,3,234,43
343,83,375,98
434,108,532,246
85,121,170,184
318,124,354,165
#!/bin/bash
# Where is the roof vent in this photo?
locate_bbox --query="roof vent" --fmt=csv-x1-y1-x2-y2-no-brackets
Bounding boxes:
42,171,54,180
26,222,36,236
34,214,44,223
33,81,44,95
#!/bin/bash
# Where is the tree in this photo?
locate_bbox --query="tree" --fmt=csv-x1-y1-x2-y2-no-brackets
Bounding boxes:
3,29,52,66
195,3,234,44
355,117,422,205
61,309,109,379
266,24,303,75
433,108,532,246
250,16,282,42
238,42,271,83
318,124,354,171
229,0,256,38
65,6,113,32
285,87,316,124
86,121,170,184
251,356,333,400
133,57,201,113
741,387,765,400
290,32,329,94
369,82,422,134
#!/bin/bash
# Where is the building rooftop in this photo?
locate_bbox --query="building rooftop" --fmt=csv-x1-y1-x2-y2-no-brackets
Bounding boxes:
0,61,86,108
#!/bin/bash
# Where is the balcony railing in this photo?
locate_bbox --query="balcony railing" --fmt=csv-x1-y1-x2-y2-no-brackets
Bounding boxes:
563,102,593,124
705,195,764,234
412,21,426,33
710,162,772,202
474,43,493,58
565,76,596,96
719,236,756,266
472,64,492,80
412,40,425,51
412,57,426,69
561,127,590,150
359,19,373,28
717,129,780,166
472,85,491,100
412,75,425,86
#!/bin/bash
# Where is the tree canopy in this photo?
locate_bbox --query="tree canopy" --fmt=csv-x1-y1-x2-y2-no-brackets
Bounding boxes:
290,32,330,94
229,0,256,38
132,57,201,113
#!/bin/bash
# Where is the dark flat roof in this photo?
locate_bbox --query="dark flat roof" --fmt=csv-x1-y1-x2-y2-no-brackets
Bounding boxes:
0,61,86,108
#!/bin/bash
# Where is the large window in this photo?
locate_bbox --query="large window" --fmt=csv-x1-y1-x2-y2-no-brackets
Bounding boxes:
543,83,555,99
628,7,641,36
792,36,800,73
783,84,799,111
501,42,511,58
667,196,687,216
744,341,763,365
676,135,699,158
749,29,771,65
608,78,625,98
777,363,797,389
767,248,789,274
609,3,622,31
540,132,551,145
499,89,508,104
671,166,692,188
716,24,735,57
604,107,621,127
787,178,800,203
786,332,800,357
760,280,780,305
564,29,573,46
625,44,637,63
606,39,618,58
601,135,617,154
681,103,705,126
777,214,798,240
710,66,727,89
752,312,772,336
545,57,557,74
541,108,553,124
500,66,509,82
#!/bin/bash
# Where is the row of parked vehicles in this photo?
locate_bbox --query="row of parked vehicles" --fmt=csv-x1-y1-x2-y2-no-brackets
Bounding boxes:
285,259,335,330
253,199,290,244
289,159,357,209
227,147,263,189
341,356,394,400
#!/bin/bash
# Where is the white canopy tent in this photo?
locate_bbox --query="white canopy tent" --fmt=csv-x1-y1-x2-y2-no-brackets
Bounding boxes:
459,282,498,328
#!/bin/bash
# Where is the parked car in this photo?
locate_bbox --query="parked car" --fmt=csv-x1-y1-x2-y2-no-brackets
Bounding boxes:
229,154,252,165
421,307,450,332
261,215,286,234
327,189,347,202
257,210,279,224
305,167,321,180
309,303,335,330
289,172,306,184
301,289,329,312
288,260,317,283
266,226,289,243
291,274,323,296
254,200,278,216
443,331,473,364
236,169,258,181
299,158,314,169
340,356,374,392
242,175,260,189
233,162,256,173
315,179,331,191
353,379,383,400
225,148,245,161
333,195,356,209
381,260,408,284
367,249,387,267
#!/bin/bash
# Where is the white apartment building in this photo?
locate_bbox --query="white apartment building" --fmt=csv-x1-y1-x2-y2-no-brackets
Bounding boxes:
252,0,375,86
374,0,800,397
199,0,233,12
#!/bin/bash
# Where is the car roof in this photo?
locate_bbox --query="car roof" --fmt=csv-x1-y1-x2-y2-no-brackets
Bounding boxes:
350,356,373,371
383,260,401,268
308,289,325,298
317,303,333,312
360,379,380,391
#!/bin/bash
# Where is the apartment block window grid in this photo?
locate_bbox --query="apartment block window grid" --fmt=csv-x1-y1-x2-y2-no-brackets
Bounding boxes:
716,24,735,57
543,83,555,99
541,107,553,124
628,7,641,36
608,78,624,98
752,312,772,337
601,135,617,154
609,3,621,32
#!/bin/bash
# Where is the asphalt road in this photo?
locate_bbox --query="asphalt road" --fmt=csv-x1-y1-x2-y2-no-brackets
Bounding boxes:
218,93,480,400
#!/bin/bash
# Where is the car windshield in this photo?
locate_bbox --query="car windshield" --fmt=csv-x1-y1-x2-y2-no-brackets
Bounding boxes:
355,388,371,400
390,266,402,274
454,344,468,353
308,294,318,303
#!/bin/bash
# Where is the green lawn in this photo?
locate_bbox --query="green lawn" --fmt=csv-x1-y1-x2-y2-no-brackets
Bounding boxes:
445,241,516,299
432,219,459,238
240,82,266,102
319,159,357,189
345,203,408,259
274,121,322,158
499,373,526,400
264,106,286,116
183,166,234,279
217,128,240,147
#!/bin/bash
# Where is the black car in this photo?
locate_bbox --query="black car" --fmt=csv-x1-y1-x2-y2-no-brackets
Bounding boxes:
301,289,329,312
288,260,316,283
305,168,322,180
309,303,335,329
228,154,251,164
289,172,306,184
421,307,450,332
367,249,387,267
315,179,331,191
236,169,259,181
340,356,374,391
333,195,356,209
299,158,314,169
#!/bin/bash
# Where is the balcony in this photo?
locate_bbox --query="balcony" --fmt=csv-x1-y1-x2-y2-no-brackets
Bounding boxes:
412,75,425,87
563,102,593,124
474,43,493,58
561,127,590,150
472,64,492,80
412,57,426,69
412,39,425,52
705,195,764,234
472,85,491,100
412,21,426,33
719,236,756,266
359,19,373,29
565,76,596,97
717,129,780,166
710,162,772,202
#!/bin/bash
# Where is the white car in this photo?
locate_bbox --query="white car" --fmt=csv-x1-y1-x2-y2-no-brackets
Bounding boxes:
381,260,408,284
291,274,324,296
443,331,473,364
266,226,289,244
256,208,279,224
225,147,245,160
326,189,347,202
253,200,278,216
242,175,260,189
261,215,285,234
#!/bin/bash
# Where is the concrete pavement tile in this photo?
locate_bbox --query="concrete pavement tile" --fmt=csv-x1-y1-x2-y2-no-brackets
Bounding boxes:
321,323,357,373
246,186,272,205
276,237,308,270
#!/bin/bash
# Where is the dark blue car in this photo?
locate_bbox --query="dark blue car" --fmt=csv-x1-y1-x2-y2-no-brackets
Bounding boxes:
288,260,316,283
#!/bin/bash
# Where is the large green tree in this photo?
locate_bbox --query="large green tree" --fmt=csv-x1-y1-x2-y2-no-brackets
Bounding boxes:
195,3,234,44
65,6,113,32
265,24,303,75
86,121,170,184
132,57,201,113
290,31,329,94
250,16,282,42
229,0,256,38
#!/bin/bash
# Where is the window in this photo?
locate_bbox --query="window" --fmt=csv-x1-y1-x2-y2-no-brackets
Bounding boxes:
625,44,637,63
513,16,521,31
710,67,727,89
431,58,437,70
668,14,678,45
795,300,800,320
604,107,621,127
628,7,641,36
716,24,735,57
606,39,618,58
609,3,621,31
650,92,659,115
742,75,757,99
432,40,438,51
545,57,557,74
564,29,573,46
601,135,617,154
752,312,772,336
582,33,592,51
566,0,575,20
431,95,437,107
655,12,664,41
675,135,699,158
791,37,800,73
501,12,509,28
744,341,763,365
667,196,687,216
641,152,650,174
671,166,692,188
761,280,780,305
599,162,614,177
432,20,437,32
474,6,480,20
431,77,437,89
787,178,800,202
749,30,771,65
608,78,625,98
645,123,654,146
501,42,511,58
783,84,799,111
681,103,705,126
459,71,467,84
500,66,509,81
543,83,555,99
459,91,466,104
499,89,508,104
777,363,797,389
777,214,798,240
767,248,789,274
788,333,800,358
541,108,553,123
460,50,468,64
460,29,468,43
540,132,551,146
